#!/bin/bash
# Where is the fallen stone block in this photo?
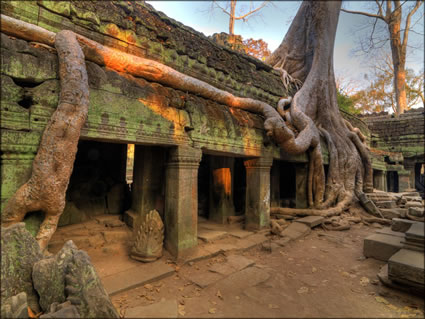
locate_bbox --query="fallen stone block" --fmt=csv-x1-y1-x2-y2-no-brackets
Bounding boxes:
1,292,28,319
375,227,405,238
280,222,311,240
227,229,254,239
403,196,423,202
391,218,418,233
209,255,255,276
1,223,43,313
409,207,424,217
102,261,174,296
388,249,424,286
188,271,223,288
406,201,423,209
377,264,424,296
295,216,324,228
197,229,227,242
125,298,178,318
274,237,292,247
363,233,402,261
123,210,137,228
379,209,401,220
376,201,397,209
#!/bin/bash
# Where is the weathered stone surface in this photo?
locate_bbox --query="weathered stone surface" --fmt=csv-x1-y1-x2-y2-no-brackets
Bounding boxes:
188,271,224,288
295,216,324,228
274,237,292,247
388,249,424,286
64,247,119,318
379,208,401,220
409,207,424,217
280,222,311,240
125,298,178,318
378,264,424,296
1,223,43,313
375,227,405,238
209,255,255,276
228,216,244,224
1,292,28,319
131,209,164,262
102,261,174,296
32,241,76,312
227,229,254,239
391,218,418,233
210,266,270,296
406,201,423,208
363,233,402,261
40,301,80,318
198,229,228,242
375,201,397,209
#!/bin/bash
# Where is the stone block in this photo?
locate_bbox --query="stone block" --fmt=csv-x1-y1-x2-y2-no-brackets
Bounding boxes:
125,299,178,318
363,233,402,261
391,218,417,233
197,229,227,242
227,229,254,239
102,261,174,296
188,271,223,288
123,210,137,228
406,202,423,208
379,209,401,220
388,249,424,286
375,227,405,238
405,222,424,240
409,207,424,217
280,222,311,240
376,201,397,209
295,216,324,228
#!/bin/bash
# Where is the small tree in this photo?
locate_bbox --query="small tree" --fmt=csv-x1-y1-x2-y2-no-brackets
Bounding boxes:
341,1,423,115
242,38,271,60
210,0,269,36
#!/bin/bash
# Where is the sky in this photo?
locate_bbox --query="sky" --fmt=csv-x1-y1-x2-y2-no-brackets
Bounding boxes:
147,1,424,100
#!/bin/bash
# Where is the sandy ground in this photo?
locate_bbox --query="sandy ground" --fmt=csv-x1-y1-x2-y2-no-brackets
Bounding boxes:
102,223,424,318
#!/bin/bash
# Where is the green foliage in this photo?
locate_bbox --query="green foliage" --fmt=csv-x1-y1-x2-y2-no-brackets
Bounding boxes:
337,89,360,115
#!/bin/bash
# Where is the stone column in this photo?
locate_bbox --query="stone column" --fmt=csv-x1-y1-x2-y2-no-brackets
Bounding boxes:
131,146,166,232
295,164,308,209
209,156,235,224
398,170,411,192
270,162,280,207
403,162,416,191
383,171,388,192
373,170,386,191
164,146,202,257
244,156,273,230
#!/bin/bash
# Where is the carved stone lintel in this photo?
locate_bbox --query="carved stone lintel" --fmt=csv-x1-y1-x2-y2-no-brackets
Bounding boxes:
131,210,164,263
167,146,202,169
244,156,273,169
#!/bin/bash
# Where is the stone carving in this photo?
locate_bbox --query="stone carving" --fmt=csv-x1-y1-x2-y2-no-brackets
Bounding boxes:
33,240,119,318
131,210,164,262
1,223,43,313
1,292,28,319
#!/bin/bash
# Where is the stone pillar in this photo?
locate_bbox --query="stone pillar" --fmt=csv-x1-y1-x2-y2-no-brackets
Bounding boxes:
270,162,280,207
244,156,273,230
398,170,411,192
403,162,416,191
209,156,235,224
383,171,388,192
164,146,202,257
131,146,166,232
295,164,308,209
373,170,385,191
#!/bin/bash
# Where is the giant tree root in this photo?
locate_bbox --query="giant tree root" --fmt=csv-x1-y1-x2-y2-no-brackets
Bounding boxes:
1,30,89,252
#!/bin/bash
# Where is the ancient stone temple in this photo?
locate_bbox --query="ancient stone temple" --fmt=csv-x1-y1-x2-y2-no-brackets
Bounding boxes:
0,0,423,260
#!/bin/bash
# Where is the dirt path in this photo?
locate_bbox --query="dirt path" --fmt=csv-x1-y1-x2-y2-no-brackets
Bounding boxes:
110,223,424,318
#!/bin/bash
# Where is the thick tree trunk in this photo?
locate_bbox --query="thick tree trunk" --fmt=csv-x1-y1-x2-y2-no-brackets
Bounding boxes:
1,30,89,252
388,5,407,115
266,1,373,215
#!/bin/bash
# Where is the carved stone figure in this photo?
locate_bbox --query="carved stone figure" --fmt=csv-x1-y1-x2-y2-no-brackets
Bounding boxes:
131,210,164,262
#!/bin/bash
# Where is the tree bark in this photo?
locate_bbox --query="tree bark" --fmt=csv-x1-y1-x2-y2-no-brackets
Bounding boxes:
1,30,89,252
266,1,373,215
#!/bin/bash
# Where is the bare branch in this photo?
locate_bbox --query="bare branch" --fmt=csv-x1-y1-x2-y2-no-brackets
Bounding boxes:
234,1,269,21
402,1,422,55
212,1,232,17
341,8,386,22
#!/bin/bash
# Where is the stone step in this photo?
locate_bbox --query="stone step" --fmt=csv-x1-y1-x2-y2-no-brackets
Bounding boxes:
101,261,175,296
280,222,311,240
363,233,402,261
295,216,324,228
197,229,228,242
405,222,424,240
375,227,405,238
388,249,424,286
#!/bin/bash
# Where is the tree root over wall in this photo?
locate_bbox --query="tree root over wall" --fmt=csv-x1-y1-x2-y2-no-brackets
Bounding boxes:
1,2,374,250
1,29,89,252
